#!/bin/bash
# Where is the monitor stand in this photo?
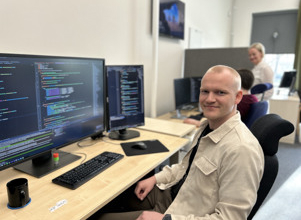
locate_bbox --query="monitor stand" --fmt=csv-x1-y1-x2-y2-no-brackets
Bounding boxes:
14,150,81,178
109,129,140,140
171,109,187,119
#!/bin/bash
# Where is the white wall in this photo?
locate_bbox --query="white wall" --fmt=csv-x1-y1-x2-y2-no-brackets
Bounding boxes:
185,0,234,48
0,1,135,60
0,0,155,115
0,0,299,117
0,0,233,117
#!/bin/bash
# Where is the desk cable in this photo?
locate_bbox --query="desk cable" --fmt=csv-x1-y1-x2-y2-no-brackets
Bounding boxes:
101,136,122,145
75,138,101,164
75,136,120,164
73,152,88,164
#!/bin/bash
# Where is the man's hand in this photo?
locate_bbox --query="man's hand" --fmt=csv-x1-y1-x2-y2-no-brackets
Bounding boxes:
136,211,164,220
183,118,201,127
135,175,157,201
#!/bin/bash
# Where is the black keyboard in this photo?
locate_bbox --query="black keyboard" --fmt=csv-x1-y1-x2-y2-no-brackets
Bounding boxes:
52,151,124,190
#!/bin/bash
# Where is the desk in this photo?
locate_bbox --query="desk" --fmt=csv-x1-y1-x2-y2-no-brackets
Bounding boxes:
138,117,196,137
156,109,203,162
269,93,300,144
157,108,201,122
0,129,188,219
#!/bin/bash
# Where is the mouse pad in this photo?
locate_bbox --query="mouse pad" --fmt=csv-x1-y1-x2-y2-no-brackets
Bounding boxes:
121,139,169,156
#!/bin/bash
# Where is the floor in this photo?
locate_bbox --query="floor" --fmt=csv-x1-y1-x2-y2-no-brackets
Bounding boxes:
253,165,301,220
253,141,301,220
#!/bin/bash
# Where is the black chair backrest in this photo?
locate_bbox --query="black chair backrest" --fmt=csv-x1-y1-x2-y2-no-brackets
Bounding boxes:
244,101,268,128
247,114,294,220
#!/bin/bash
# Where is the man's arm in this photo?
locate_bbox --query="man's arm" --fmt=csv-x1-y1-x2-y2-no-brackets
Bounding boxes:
135,175,157,201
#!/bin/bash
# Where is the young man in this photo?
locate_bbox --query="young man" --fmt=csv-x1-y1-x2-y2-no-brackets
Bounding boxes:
94,65,264,220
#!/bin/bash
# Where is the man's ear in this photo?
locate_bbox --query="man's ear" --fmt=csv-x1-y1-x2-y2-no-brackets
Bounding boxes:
235,90,243,104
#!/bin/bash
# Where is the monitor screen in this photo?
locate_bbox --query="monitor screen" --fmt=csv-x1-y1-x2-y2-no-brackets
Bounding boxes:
279,71,297,88
174,78,191,109
106,65,144,140
190,77,202,103
159,0,185,40
0,54,105,177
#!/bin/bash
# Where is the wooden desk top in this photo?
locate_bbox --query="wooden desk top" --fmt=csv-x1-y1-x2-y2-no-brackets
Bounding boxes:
157,109,201,122
271,91,300,101
0,129,188,219
138,117,196,137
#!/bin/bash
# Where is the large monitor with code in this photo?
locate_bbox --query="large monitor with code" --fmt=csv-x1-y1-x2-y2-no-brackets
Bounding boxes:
0,54,106,177
106,65,144,140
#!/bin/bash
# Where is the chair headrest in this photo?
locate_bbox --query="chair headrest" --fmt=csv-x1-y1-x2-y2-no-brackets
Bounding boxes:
250,114,294,156
264,83,273,90
251,83,273,95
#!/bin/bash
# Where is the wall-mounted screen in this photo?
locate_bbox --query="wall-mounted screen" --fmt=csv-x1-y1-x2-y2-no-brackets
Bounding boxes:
159,0,185,40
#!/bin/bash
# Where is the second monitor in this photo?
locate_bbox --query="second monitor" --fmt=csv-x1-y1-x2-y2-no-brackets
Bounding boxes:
106,65,145,140
173,77,202,118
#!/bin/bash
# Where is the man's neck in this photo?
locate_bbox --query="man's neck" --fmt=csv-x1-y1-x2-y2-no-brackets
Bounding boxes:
208,111,236,130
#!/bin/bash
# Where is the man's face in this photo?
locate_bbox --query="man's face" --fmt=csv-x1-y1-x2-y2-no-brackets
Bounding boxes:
199,70,242,129
248,48,263,65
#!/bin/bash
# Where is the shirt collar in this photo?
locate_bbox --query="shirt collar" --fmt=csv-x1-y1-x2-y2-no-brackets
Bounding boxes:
199,112,242,144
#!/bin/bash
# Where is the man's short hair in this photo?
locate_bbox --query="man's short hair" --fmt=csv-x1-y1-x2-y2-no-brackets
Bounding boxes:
237,69,255,90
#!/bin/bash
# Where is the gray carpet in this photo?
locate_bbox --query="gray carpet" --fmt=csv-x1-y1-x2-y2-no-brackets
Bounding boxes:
264,141,301,201
253,140,301,220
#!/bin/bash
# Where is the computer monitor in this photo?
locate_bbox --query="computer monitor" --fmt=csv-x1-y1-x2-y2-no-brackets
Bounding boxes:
0,54,106,177
279,71,297,88
288,75,297,95
190,77,202,103
173,78,192,118
106,65,144,140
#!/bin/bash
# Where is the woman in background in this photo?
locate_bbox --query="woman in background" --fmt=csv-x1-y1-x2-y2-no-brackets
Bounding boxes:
248,42,274,100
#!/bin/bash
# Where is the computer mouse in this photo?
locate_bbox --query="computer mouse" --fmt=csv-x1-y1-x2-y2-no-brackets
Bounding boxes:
131,142,147,150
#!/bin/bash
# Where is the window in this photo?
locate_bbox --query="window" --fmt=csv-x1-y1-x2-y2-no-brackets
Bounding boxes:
265,54,295,87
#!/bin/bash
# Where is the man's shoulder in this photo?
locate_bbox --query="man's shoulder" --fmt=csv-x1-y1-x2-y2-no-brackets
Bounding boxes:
221,116,260,146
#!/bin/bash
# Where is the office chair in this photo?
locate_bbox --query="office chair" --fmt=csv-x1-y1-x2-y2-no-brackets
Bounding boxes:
251,83,273,101
247,114,294,220
244,101,268,128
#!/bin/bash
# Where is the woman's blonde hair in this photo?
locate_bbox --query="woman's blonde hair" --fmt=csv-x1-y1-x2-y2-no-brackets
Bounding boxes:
249,42,266,57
